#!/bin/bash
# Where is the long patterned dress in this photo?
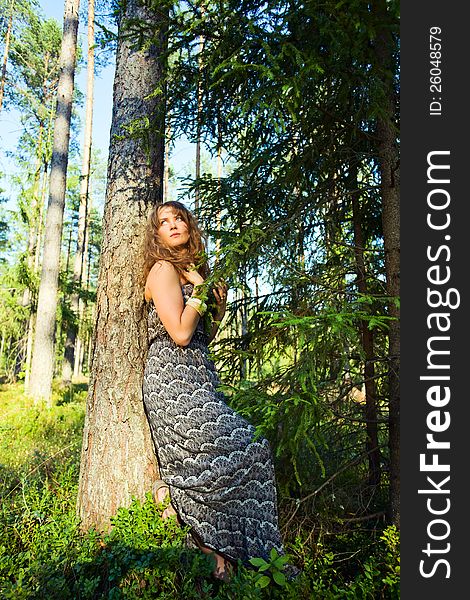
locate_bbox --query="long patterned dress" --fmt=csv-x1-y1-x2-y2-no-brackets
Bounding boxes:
142,283,285,565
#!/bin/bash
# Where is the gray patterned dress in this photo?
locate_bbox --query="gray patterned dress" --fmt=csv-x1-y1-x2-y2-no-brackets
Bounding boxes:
142,283,285,566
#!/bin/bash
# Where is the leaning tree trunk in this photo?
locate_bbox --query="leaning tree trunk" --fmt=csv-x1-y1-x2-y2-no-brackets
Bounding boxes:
372,0,400,527
77,0,167,532
28,0,80,404
62,0,95,386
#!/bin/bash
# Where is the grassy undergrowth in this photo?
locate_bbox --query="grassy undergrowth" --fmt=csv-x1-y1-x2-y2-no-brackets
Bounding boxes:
0,383,399,598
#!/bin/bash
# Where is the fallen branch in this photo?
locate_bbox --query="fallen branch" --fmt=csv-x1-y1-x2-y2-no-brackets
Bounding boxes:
281,445,385,533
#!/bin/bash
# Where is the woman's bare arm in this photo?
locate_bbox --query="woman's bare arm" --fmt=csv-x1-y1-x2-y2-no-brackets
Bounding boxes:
146,260,201,347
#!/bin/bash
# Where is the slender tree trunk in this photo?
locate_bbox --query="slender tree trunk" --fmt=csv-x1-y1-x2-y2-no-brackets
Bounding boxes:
65,226,73,273
194,31,204,214
74,194,91,379
33,98,55,275
77,0,167,532
215,117,222,255
81,228,93,377
0,334,5,369
372,0,400,527
350,164,381,487
0,0,14,113
26,157,51,390
18,124,44,384
63,0,95,385
163,120,170,200
29,0,80,404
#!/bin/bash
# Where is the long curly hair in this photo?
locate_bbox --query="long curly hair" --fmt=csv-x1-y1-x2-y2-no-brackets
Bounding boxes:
143,201,210,281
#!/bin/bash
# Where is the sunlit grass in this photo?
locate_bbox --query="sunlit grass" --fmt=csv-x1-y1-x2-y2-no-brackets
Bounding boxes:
0,382,86,473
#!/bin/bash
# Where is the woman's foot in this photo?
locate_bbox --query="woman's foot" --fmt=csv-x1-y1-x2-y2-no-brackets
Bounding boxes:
198,544,234,582
153,480,178,520
213,556,234,582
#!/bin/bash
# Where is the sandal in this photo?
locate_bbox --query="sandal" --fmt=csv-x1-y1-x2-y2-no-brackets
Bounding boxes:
152,479,170,504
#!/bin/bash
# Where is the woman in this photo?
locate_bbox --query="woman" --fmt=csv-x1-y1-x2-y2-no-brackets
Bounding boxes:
142,200,288,582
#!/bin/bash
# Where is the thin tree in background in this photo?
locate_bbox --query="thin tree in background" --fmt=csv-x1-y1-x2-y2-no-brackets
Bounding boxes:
19,123,44,381
372,0,400,527
28,0,80,404
73,188,91,378
4,14,62,389
0,0,39,113
194,29,204,214
77,0,168,532
62,0,95,386
163,119,170,200
349,163,381,487
0,0,14,113
25,114,55,388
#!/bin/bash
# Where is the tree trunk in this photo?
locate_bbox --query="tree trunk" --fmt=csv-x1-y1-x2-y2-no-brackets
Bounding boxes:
0,334,5,368
74,193,91,379
372,0,400,527
62,0,95,385
28,0,80,404
194,31,204,215
0,0,14,113
350,164,381,487
163,120,171,200
19,123,44,387
26,152,51,390
215,117,222,255
77,0,167,532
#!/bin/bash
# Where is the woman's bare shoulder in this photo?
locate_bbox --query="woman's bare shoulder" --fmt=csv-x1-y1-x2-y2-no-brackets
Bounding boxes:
147,260,178,281
145,261,179,301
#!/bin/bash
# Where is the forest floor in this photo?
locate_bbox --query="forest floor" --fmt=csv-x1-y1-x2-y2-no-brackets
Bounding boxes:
0,383,399,599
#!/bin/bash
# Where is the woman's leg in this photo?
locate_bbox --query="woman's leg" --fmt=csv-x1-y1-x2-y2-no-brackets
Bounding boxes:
154,484,233,580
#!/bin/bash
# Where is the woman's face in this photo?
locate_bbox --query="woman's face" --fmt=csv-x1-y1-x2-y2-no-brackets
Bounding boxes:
156,206,190,248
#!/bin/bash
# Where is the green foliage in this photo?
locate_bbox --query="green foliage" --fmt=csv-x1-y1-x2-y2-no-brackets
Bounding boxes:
2,0,400,596
0,384,399,598
249,548,289,589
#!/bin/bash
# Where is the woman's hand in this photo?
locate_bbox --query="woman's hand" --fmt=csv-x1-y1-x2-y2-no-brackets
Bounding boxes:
212,281,228,322
182,264,205,289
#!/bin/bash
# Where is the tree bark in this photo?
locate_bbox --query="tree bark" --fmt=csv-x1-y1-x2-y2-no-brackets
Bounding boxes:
0,0,14,113
194,31,204,215
74,193,91,379
19,123,44,387
77,0,167,532
26,149,52,390
349,164,381,488
28,0,80,404
62,0,95,385
163,120,170,200
372,0,400,527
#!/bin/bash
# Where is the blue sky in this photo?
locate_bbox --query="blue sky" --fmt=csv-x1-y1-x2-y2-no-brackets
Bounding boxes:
0,0,199,208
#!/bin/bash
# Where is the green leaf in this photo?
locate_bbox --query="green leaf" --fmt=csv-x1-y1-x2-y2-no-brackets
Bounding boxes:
273,555,289,568
273,570,287,586
249,557,268,568
255,575,271,588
